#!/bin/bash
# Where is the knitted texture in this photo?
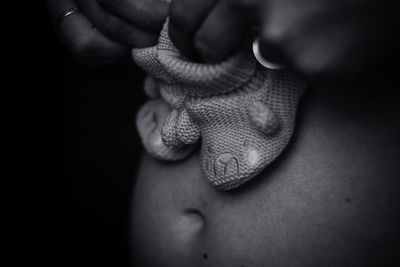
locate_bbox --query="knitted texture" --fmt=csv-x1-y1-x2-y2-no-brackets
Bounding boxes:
134,22,306,190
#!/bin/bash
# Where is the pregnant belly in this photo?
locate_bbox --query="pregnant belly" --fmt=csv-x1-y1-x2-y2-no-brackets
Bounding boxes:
130,89,400,267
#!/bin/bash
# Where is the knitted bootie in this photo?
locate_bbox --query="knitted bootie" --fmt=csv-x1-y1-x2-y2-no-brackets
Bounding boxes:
134,22,306,190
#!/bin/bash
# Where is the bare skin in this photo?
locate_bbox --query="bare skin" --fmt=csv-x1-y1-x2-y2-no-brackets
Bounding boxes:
131,82,400,267
46,0,168,65
47,1,400,265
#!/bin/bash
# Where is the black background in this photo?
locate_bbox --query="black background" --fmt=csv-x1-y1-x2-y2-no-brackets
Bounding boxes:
35,3,146,265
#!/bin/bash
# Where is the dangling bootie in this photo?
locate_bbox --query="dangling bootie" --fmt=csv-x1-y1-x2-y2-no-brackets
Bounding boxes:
134,21,306,190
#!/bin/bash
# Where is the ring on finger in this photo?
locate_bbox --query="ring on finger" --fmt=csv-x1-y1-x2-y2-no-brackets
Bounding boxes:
56,7,82,29
252,38,285,70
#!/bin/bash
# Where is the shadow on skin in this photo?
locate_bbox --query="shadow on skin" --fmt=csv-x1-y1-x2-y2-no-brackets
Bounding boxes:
131,85,400,266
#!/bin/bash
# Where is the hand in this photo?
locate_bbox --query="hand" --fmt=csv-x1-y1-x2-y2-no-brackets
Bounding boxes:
169,0,398,82
75,0,169,47
169,0,260,62
260,0,398,82
47,0,169,65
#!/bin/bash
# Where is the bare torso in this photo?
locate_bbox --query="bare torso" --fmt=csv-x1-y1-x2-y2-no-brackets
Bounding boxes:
131,84,400,267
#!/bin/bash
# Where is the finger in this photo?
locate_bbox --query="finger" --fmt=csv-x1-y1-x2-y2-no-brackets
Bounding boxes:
47,0,77,25
61,15,129,64
47,0,129,64
76,0,159,47
169,0,217,59
194,0,257,63
260,0,364,81
97,0,169,32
